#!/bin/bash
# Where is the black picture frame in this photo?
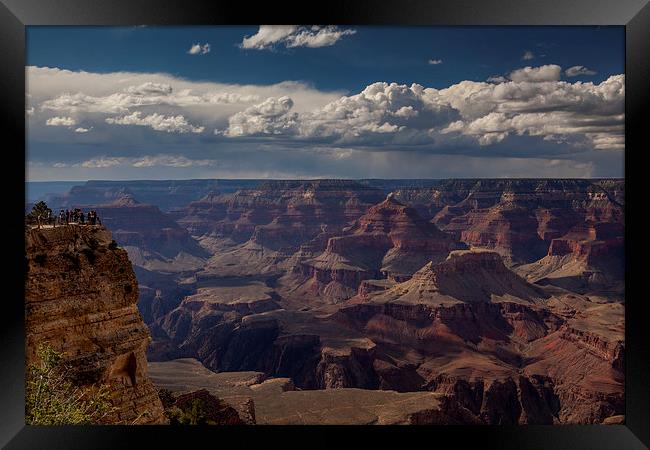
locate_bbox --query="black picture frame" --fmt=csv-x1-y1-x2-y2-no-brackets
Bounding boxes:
2,1,648,448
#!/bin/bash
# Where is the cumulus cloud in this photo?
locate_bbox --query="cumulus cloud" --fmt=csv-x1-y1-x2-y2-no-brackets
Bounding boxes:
221,82,461,144
125,82,173,96
105,111,205,133
40,87,263,115
26,107,35,116
30,67,339,121
522,50,535,60
509,64,562,82
438,74,624,149
222,96,298,136
565,65,597,77
286,26,356,48
188,43,210,55
74,127,91,133
221,74,624,151
428,59,443,65
240,25,355,50
27,65,625,171
45,116,77,126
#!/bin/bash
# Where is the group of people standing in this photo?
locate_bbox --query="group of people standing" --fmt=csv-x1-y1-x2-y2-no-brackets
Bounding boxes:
56,208,102,226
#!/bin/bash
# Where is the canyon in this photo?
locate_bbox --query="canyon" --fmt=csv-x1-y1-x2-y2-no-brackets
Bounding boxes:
27,178,625,425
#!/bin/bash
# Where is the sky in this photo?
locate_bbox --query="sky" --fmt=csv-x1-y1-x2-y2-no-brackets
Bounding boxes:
26,26,625,180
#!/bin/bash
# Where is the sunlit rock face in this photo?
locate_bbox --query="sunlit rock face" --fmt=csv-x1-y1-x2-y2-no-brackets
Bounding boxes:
25,225,167,424
282,195,464,304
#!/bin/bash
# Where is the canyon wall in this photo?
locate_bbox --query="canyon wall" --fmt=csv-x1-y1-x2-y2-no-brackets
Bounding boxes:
25,225,166,424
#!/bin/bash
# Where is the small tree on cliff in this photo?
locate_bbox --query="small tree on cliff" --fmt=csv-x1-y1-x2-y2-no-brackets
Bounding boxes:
25,344,114,425
28,201,52,228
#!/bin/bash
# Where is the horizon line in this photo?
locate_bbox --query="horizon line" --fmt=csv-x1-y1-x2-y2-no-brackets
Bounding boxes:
26,176,626,183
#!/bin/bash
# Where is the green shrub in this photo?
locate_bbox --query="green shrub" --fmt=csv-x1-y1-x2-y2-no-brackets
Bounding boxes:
159,389,243,425
165,399,216,425
158,388,175,409
25,344,114,425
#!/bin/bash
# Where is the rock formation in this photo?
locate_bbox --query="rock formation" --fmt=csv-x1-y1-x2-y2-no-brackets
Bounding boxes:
393,179,624,266
42,179,259,213
25,225,166,424
281,195,463,303
149,358,478,425
94,195,210,273
517,222,624,296
151,250,623,424
196,180,386,278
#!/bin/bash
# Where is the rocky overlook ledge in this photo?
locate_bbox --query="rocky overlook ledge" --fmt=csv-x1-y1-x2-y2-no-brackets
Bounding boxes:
25,225,166,424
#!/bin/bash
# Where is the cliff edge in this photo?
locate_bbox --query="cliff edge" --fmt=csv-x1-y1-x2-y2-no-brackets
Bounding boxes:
25,225,166,424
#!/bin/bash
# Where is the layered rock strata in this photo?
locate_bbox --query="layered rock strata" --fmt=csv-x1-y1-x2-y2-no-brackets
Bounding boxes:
25,225,166,424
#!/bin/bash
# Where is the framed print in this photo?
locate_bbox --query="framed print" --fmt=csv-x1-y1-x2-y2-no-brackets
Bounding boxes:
2,0,648,448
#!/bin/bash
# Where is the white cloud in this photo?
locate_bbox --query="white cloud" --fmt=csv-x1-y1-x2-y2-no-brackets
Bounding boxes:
74,127,92,133
565,65,597,77
188,43,210,55
40,87,262,114
438,75,624,149
131,155,215,167
77,155,216,169
26,107,35,116
222,96,298,136
509,64,562,82
428,59,443,65
240,26,297,49
81,157,125,168
125,82,173,95
222,82,458,143
27,65,625,159
29,67,341,122
45,116,77,126
522,50,535,60
286,26,356,48
487,75,508,83
105,111,205,133
240,25,355,50
221,75,624,150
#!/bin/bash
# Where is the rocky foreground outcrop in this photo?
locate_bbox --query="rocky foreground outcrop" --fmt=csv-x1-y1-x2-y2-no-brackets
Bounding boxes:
25,225,166,424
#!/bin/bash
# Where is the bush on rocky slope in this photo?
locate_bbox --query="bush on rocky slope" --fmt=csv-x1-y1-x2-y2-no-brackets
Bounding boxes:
25,344,114,425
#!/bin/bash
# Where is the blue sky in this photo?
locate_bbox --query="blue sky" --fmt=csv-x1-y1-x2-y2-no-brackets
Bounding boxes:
26,26,625,180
